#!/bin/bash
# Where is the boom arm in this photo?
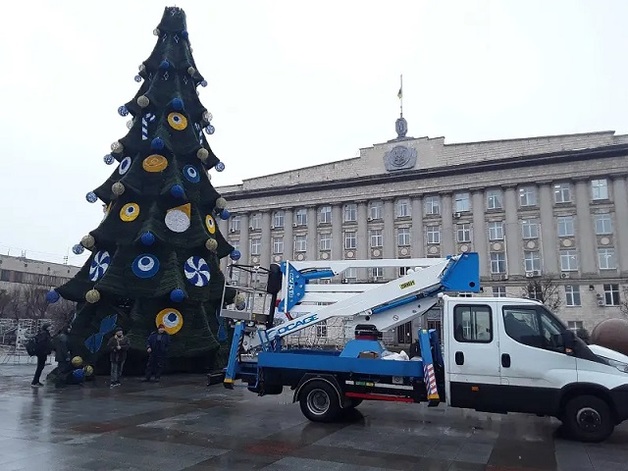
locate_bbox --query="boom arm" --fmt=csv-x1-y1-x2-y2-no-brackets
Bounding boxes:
237,253,479,352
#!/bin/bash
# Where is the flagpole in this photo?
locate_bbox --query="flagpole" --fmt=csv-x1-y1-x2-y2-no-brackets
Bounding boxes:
399,74,403,117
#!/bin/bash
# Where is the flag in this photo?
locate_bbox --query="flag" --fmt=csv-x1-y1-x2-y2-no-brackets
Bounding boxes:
397,87,402,99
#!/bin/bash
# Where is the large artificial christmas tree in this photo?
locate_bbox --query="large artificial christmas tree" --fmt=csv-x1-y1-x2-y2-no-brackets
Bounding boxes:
47,6,239,375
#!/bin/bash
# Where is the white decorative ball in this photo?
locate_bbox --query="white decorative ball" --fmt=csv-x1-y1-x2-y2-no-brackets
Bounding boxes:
153,28,160,36
139,63,146,72
137,95,150,108
187,66,196,76
126,120,133,129
111,141,123,153
85,289,100,304
205,239,218,251
111,182,125,196
81,235,95,249
197,148,209,161
215,197,227,209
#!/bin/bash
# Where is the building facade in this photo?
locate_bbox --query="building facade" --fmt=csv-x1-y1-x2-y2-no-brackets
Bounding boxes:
0,254,80,293
216,125,628,346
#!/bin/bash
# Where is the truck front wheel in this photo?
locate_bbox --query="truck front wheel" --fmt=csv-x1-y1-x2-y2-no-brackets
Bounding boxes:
299,380,341,422
563,395,614,443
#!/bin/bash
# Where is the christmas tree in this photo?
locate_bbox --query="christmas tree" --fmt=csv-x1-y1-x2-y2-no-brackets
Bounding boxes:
46,6,239,375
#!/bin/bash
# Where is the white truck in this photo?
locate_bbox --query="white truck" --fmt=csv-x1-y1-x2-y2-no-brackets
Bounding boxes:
221,253,628,442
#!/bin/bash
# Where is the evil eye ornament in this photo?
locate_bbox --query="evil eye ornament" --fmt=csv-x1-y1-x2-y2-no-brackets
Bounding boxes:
183,165,200,183
89,250,111,282
132,254,160,279
120,203,140,222
167,112,188,131
184,256,210,287
205,215,216,234
118,156,132,175
156,308,183,335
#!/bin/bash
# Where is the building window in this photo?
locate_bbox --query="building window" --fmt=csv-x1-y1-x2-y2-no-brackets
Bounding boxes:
344,231,356,249
369,267,384,281
344,267,357,282
554,183,572,204
492,286,506,297
519,186,537,207
294,235,307,252
396,198,410,218
319,233,331,251
557,216,575,237
521,219,539,239
295,208,307,226
397,321,412,344
524,251,541,272
454,192,471,212
343,203,357,222
490,253,506,274
568,321,584,331
603,284,620,305
250,238,261,256
229,215,241,232
369,201,383,220
426,226,441,244
594,213,613,235
370,230,383,248
591,179,609,200
565,285,581,306
560,249,579,271
272,211,284,228
272,237,283,254
316,320,328,338
424,196,441,216
398,266,412,277
454,305,492,343
319,205,332,224
487,221,504,241
231,241,240,252
397,228,410,247
486,189,503,210
456,223,471,243
598,248,616,270
250,213,261,230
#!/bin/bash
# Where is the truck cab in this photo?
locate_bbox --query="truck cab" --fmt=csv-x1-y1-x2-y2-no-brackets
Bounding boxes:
441,294,628,442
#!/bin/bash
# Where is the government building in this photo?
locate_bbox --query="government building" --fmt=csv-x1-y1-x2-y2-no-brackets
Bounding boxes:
216,117,628,348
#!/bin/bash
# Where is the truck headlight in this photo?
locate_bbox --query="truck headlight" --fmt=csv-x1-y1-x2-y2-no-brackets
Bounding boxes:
604,357,628,374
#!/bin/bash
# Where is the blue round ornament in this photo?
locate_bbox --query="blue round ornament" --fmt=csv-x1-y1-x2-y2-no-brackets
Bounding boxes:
219,209,231,220
134,75,142,82
181,30,188,39
151,137,164,150
132,254,160,279
170,288,185,303
170,184,185,198
72,244,85,255
103,154,115,165
72,368,85,381
140,231,155,246
171,98,184,110
201,80,208,87
159,60,170,70
118,106,129,117
230,250,241,261
205,125,215,135
215,161,225,172
46,290,60,303
86,192,98,203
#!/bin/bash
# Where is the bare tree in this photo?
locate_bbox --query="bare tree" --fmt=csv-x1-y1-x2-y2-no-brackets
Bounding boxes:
20,285,52,320
0,289,12,318
619,286,628,319
522,275,562,312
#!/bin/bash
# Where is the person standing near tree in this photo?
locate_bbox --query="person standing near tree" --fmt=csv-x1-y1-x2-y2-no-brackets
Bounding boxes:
31,323,53,388
107,327,130,388
143,324,170,382
52,326,72,387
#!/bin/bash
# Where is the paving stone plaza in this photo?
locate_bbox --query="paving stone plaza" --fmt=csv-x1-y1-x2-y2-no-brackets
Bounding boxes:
1,364,626,471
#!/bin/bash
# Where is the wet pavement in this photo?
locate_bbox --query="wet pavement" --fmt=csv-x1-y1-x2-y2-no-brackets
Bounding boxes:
1,364,627,470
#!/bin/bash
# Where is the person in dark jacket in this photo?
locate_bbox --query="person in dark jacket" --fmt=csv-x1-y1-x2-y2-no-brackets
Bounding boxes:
107,327,130,387
31,323,53,388
52,326,72,386
142,324,170,382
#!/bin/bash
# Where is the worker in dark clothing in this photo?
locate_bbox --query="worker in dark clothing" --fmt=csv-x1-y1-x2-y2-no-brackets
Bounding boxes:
52,326,72,386
31,324,53,388
142,324,170,382
409,339,422,359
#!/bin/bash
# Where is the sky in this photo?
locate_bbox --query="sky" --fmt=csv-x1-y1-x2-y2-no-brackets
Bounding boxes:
1,0,627,267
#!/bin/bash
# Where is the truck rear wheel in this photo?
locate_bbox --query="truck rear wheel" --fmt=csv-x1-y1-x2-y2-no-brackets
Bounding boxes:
299,380,341,422
563,395,614,443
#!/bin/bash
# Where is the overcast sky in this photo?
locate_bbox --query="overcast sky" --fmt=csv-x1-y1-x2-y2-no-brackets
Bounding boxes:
1,0,627,266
